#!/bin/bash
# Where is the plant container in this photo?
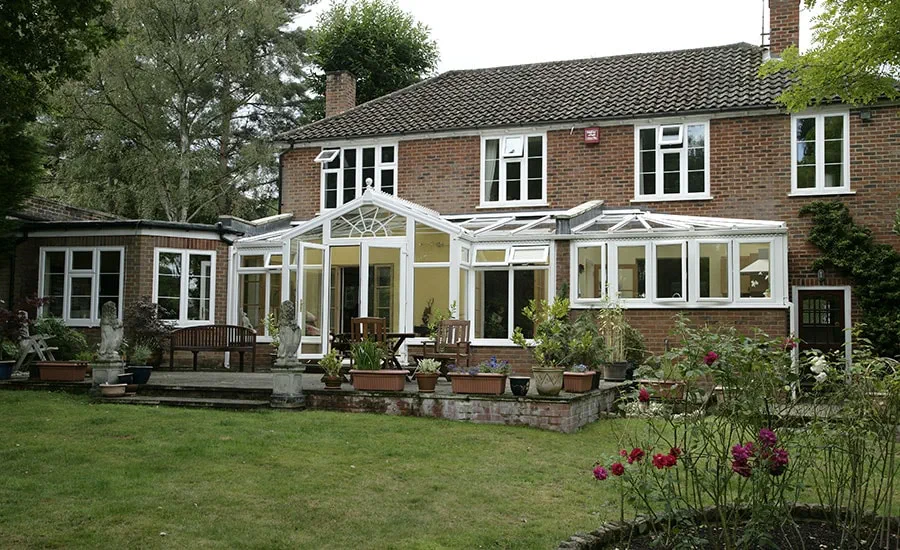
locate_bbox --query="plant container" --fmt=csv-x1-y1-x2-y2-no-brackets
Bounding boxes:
509,376,530,397
415,372,439,393
532,367,564,396
449,373,506,395
0,360,14,380
602,362,630,382
99,383,127,397
349,369,407,392
591,370,602,390
125,365,153,384
563,371,595,393
323,375,343,390
37,361,88,382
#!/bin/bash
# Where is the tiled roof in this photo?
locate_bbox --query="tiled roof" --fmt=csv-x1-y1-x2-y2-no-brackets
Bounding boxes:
15,197,119,221
279,43,790,143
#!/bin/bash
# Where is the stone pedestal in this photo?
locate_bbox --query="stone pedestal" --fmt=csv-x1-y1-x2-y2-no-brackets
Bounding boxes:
91,360,125,388
271,368,305,409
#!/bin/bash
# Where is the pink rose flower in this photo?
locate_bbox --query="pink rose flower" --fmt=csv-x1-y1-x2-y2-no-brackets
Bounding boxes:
593,464,608,480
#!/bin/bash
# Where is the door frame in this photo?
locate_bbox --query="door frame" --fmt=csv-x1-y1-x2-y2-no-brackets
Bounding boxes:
792,285,852,367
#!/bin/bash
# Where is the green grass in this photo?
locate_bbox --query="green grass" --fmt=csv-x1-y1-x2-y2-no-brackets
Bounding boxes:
0,391,633,549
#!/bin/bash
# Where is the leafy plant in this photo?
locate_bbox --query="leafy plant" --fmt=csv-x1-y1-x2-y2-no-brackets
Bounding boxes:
476,356,509,375
425,301,457,338
319,350,343,378
0,340,18,362
73,350,95,362
597,305,629,363
512,296,571,368
416,358,441,374
129,342,153,365
33,317,88,360
566,311,606,369
124,297,173,352
350,339,384,371
265,312,280,348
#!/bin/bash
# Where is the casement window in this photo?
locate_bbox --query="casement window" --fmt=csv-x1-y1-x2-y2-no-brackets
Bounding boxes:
574,243,606,301
481,133,546,206
473,244,550,340
635,122,709,200
236,251,296,337
153,249,215,325
791,112,850,194
38,247,125,326
696,241,731,301
737,241,771,299
318,144,397,209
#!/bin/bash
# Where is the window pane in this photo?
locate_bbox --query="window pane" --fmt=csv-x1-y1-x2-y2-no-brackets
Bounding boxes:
69,297,92,319
640,128,655,151
99,274,119,296
686,124,705,147
71,251,93,270
99,251,120,273
824,140,842,164
188,254,212,320
514,270,547,339
70,277,92,296
414,267,449,332
528,178,542,200
641,151,655,173
663,152,680,171
577,246,603,299
527,136,543,157
506,161,521,201
157,273,180,298
687,148,704,171
824,164,843,188
240,273,266,333
158,298,179,320
527,157,542,182
240,255,264,268
656,244,683,299
458,269,468,321
302,263,323,338
663,172,680,194
415,223,450,263
797,165,816,189
796,117,815,141
699,243,729,299
46,251,66,273
796,142,816,165
380,169,395,194
739,242,770,298
475,249,506,263
43,251,65,316
381,145,395,164
642,173,656,195
824,116,843,140
325,173,338,208
475,270,508,338
688,171,705,193
158,252,181,277
616,246,646,299
362,147,375,167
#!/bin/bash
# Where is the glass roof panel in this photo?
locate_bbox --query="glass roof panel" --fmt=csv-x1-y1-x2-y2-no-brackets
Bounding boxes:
331,205,407,238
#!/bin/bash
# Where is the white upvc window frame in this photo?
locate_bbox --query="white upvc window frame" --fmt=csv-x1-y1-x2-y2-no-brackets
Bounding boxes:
319,142,398,210
37,247,125,327
608,241,651,304
152,248,216,326
480,132,548,208
634,121,711,202
734,237,778,304
571,241,607,305
235,250,285,341
653,240,688,303
692,239,733,303
790,110,851,196
473,264,551,345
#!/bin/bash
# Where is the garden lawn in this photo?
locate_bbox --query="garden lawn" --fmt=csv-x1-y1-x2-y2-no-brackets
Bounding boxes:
0,391,634,549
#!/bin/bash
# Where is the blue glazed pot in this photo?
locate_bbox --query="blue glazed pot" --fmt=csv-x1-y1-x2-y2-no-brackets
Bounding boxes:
0,361,13,380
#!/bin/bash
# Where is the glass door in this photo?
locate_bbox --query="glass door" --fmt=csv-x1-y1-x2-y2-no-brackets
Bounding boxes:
297,242,327,357
363,243,405,333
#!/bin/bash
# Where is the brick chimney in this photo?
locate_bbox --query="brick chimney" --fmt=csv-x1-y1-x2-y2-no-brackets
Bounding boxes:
768,0,800,57
325,71,356,118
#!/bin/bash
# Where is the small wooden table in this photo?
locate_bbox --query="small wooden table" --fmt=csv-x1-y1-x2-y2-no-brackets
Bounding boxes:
331,331,417,369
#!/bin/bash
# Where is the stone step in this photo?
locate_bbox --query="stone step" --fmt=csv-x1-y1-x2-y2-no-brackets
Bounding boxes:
137,384,272,401
97,395,271,410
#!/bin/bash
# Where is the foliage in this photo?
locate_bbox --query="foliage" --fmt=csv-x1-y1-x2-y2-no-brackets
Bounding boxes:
42,0,315,223
512,296,571,368
350,338,384,370
0,339,18,362
800,201,900,357
309,0,439,115
128,342,153,365
566,312,606,369
0,0,114,248
33,317,89,360
319,349,343,377
124,297,173,352
425,301,457,338
74,350,96,362
759,0,900,112
416,358,441,374
0,296,48,343
597,303,644,364
264,313,280,349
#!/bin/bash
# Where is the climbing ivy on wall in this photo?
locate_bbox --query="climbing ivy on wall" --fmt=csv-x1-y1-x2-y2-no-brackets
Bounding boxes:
800,201,900,358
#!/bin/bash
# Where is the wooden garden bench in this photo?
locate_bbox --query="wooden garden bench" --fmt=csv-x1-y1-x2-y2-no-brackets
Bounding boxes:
169,325,257,372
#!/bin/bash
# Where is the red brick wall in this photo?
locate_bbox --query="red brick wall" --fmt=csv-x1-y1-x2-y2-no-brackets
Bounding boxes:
769,0,800,56
281,147,321,218
325,71,356,118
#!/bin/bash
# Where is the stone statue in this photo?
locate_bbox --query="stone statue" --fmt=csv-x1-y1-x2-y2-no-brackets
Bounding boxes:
97,301,124,362
274,300,301,368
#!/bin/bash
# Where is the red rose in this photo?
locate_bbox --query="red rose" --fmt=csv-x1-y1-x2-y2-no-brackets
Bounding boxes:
627,448,645,464
704,351,719,365
610,462,625,476
669,447,682,458
638,387,651,403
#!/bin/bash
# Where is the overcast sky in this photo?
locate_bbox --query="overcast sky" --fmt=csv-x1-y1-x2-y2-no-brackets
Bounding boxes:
297,0,818,73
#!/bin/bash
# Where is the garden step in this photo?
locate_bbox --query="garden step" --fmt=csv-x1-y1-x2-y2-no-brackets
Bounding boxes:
97,395,270,410
137,384,272,401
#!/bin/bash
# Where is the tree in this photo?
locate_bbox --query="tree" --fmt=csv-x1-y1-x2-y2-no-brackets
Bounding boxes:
310,0,438,115
0,0,114,247
43,0,315,223
760,0,900,112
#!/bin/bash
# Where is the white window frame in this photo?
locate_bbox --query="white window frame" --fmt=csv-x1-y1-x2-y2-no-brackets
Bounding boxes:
692,239,732,303
571,242,607,305
790,111,851,196
634,121,711,202
37,247,125,327
319,143,398,210
473,264,551,345
608,241,651,304
152,248,216,326
734,237,777,303
236,250,285,341
653,241,688,303
480,132,548,208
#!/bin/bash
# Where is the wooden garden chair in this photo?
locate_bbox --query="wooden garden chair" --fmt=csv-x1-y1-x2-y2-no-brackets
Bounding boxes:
348,317,388,369
423,319,471,379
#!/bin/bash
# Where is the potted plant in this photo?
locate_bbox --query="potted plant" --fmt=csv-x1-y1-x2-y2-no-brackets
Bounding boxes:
598,305,632,382
349,339,406,392
0,339,17,380
320,349,343,390
564,312,605,392
448,356,509,395
125,341,154,384
563,364,595,393
124,297,173,367
415,358,441,393
512,296,571,396
32,316,90,381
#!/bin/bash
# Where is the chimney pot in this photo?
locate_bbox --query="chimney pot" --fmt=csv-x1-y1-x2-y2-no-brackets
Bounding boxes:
768,0,800,57
325,70,356,118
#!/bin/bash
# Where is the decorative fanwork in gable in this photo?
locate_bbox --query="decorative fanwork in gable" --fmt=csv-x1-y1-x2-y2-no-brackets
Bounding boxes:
330,205,407,239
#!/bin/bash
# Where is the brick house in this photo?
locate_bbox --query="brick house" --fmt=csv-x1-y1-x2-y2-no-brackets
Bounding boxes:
5,0,897,370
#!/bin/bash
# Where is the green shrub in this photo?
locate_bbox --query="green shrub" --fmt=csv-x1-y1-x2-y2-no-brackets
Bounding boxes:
350,339,384,370
33,317,88,360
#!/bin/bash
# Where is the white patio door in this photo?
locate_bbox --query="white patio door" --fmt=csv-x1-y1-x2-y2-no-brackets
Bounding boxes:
359,240,407,334
297,242,327,357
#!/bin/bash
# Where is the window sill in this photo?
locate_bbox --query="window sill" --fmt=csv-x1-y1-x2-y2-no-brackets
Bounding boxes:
788,189,855,198
476,202,549,210
631,195,713,204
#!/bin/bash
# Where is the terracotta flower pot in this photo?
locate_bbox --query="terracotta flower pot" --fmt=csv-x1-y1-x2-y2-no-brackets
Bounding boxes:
532,367,564,396
349,370,407,392
449,373,506,395
563,371,595,393
37,361,88,382
415,372,439,393
323,375,343,390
